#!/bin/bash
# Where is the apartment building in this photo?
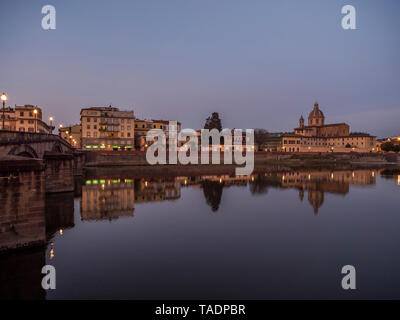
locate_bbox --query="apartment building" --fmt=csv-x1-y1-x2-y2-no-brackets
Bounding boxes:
1,105,51,133
80,106,135,150
134,119,181,150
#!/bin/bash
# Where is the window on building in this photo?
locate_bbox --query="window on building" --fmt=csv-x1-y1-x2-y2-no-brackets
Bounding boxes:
135,124,138,128
87,117,91,122
87,125,90,129
20,112,24,116
87,132,91,137
94,132,97,137
20,120,24,124
28,128,34,132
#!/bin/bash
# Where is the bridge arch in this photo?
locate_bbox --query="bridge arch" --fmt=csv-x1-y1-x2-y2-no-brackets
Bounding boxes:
8,144,39,158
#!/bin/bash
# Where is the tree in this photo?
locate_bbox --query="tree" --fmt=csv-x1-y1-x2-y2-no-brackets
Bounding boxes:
381,141,395,152
204,112,222,131
253,129,269,151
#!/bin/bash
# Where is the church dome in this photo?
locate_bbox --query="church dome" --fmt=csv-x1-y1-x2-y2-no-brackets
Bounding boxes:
309,102,324,118
308,101,325,126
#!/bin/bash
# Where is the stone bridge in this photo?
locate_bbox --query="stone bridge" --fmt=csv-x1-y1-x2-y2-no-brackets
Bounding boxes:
0,131,74,158
0,131,86,194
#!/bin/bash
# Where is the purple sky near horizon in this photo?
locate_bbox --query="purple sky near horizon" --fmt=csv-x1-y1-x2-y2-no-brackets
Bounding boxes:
1,0,399,138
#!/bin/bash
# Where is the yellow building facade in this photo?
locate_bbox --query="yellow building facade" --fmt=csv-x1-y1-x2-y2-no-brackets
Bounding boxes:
80,106,135,150
1,105,51,133
134,119,181,150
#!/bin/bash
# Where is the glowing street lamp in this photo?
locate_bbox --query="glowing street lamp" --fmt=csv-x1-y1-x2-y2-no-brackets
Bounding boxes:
49,116,54,134
33,109,38,133
1,93,8,130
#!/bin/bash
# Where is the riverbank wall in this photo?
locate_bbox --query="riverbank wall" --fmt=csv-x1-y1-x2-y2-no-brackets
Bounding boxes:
84,150,399,167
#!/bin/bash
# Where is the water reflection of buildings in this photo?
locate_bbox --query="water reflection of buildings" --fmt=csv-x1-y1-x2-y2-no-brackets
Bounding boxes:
80,178,181,221
81,179,135,221
278,170,376,214
178,170,377,214
134,178,181,203
177,175,250,212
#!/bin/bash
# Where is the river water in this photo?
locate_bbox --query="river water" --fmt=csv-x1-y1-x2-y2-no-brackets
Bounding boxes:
1,167,400,299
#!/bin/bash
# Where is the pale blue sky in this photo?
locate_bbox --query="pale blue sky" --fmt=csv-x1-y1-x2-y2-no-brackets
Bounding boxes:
1,0,399,137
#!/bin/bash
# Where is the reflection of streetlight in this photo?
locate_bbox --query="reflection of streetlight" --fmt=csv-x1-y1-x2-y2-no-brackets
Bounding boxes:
1,93,8,130
33,109,38,133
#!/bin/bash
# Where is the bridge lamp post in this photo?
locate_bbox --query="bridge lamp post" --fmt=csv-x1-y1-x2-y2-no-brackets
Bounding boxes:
33,109,38,133
1,93,8,131
49,116,54,134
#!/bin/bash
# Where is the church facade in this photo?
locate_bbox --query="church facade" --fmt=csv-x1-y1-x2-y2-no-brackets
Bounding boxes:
282,102,376,153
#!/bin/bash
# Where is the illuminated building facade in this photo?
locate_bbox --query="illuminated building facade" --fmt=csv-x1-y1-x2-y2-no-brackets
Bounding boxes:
282,102,377,152
1,105,51,133
80,106,135,150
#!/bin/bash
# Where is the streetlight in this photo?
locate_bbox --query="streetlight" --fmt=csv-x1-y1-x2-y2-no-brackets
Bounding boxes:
49,116,54,134
1,93,8,130
33,109,38,133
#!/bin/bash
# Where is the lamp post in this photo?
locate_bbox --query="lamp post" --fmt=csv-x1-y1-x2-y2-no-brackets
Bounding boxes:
1,93,8,130
49,116,54,134
33,109,38,133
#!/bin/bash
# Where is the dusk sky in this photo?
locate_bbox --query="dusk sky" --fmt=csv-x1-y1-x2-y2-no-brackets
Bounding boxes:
1,0,399,137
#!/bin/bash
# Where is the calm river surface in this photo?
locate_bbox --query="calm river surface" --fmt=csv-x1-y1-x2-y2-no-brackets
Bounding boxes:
1,168,400,299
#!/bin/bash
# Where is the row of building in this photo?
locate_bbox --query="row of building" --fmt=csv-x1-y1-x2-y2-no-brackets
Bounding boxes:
1,101,391,153
1,105,54,133
60,102,379,153
59,106,181,150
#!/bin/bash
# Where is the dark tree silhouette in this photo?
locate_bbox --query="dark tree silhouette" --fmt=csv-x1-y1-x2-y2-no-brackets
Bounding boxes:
204,112,222,131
